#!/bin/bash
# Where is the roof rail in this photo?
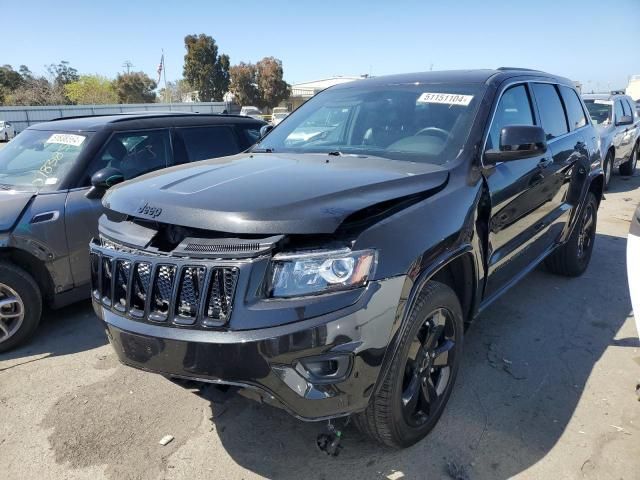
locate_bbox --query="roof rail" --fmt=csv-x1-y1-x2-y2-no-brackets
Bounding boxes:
497,67,543,72
49,113,123,121
47,112,256,124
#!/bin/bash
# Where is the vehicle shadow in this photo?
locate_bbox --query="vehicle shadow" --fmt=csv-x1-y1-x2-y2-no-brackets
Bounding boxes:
0,300,106,364
200,232,635,479
607,171,640,194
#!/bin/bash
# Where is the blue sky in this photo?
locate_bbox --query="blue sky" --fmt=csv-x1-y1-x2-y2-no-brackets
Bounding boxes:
4,0,639,91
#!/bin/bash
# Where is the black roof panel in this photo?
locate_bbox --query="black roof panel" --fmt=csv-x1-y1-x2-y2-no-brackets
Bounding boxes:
28,113,265,132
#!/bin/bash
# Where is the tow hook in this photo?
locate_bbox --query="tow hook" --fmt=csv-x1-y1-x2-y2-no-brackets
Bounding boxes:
316,417,351,457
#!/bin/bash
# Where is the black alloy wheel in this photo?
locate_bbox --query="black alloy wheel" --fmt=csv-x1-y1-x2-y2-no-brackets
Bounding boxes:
401,308,456,427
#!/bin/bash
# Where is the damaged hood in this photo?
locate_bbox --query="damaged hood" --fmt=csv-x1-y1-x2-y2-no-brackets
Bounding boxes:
103,153,448,234
0,190,34,232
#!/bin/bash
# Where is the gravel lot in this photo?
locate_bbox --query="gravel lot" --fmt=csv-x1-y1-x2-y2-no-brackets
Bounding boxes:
1,165,639,480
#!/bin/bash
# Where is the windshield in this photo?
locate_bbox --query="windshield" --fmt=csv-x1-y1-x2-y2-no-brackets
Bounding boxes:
255,82,484,164
584,100,612,125
0,129,91,191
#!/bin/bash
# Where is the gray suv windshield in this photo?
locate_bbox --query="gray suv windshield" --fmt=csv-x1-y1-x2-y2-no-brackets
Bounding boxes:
256,82,484,164
0,129,91,191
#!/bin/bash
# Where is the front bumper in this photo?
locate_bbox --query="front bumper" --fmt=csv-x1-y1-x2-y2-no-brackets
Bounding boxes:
94,271,405,421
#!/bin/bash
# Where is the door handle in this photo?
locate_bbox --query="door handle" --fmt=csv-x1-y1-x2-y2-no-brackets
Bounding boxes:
538,157,554,169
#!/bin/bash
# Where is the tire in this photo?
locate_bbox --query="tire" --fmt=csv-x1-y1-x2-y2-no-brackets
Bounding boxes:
0,262,42,353
603,150,614,191
3,133,7,142
353,281,464,448
545,192,598,277
619,143,638,176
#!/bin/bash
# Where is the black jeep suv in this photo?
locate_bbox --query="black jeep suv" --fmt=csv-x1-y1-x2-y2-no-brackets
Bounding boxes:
90,69,603,448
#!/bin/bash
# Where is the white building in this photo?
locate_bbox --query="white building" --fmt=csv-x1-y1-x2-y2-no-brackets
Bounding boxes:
289,75,368,109
626,75,640,101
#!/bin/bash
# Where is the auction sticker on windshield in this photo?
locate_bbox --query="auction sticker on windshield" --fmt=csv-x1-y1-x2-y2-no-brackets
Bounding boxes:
45,133,86,147
417,92,474,106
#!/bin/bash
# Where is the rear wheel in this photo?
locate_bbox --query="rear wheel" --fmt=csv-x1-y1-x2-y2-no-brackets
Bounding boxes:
620,143,638,176
353,281,463,448
3,133,7,142
545,192,598,277
0,262,42,353
603,150,614,190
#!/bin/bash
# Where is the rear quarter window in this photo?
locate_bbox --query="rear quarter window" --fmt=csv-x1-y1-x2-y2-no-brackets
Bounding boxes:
176,126,240,162
531,83,569,139
559,86,587,130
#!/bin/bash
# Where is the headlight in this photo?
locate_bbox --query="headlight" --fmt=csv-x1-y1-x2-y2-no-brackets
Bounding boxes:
268,248,377,298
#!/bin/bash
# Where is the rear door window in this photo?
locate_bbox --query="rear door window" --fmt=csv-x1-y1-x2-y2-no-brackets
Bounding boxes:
487,84,535,150
176,126,240,162
531,83,569,140
559,86,587,130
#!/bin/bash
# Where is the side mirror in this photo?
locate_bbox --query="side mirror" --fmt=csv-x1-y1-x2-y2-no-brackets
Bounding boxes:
85,167,125,200
485,125,547,164
260,124,274,138
616,115,633,126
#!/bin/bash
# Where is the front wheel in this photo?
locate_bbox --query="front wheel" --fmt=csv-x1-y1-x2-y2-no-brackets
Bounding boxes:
353,281,463,448
619,144,638,176
545,192,598,277
603,151,614,190
0,262,42,353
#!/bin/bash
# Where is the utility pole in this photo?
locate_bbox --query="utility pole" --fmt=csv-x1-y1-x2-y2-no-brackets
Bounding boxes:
122,60,134,74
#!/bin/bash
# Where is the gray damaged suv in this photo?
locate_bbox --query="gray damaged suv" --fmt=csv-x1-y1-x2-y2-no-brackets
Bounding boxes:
583,92,639,188
0,113,265,352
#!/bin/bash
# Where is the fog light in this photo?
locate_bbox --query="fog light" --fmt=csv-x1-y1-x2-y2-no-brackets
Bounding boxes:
296,354,352,384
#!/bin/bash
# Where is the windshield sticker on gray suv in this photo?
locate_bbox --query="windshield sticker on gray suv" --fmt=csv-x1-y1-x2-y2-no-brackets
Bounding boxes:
417,92,474,106
45,133,86,147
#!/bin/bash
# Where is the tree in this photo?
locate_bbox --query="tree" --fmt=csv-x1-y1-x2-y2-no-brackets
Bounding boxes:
229,62,259,106
47,61,79,88
255,57,289,109
183,34,230,101
158,79,194,103
114,72,157,103
0,65,25,104
5,77,67,106
65,75,118,104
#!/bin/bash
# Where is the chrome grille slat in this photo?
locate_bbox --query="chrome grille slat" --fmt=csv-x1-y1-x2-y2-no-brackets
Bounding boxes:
90,241,239,329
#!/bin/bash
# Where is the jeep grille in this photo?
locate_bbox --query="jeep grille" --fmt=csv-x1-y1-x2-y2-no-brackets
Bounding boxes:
90,241,239,328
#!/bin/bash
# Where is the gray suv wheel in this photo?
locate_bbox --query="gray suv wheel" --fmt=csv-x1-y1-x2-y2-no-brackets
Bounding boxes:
0,263,42,352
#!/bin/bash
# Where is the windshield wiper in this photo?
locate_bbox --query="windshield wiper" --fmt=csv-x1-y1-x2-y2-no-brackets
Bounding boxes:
252,147,274,153
327,151,343,156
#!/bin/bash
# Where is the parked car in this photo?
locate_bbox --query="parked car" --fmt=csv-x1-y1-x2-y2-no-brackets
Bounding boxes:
0,113,265,352
583,93,639,188
90,69,603,448
271,107,290,126
0,120,16,142
239,106,263,120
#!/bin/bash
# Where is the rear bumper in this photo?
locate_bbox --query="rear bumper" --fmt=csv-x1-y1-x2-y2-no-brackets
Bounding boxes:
95,276,405,421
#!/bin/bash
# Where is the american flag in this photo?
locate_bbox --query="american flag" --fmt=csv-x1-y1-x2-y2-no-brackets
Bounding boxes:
157,53,164,84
